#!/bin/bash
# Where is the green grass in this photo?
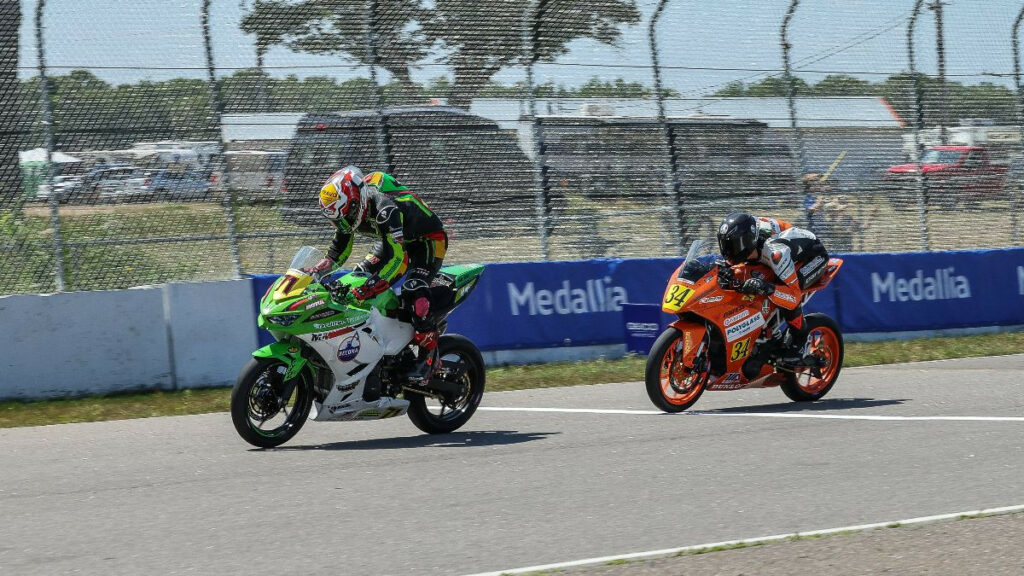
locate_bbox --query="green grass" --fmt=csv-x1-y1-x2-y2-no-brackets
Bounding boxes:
1,330,1021,429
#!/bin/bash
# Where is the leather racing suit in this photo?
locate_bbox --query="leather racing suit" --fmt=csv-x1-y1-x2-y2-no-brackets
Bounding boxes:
327,171,448,331
746,216,829,354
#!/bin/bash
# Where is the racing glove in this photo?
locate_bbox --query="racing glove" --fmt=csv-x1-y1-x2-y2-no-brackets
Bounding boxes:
327,282,350,303
352,277,390,301
739,277,776,296
305,258,335,282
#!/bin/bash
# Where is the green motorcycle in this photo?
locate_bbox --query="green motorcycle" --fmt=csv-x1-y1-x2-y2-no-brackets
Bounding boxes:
231,246,486,448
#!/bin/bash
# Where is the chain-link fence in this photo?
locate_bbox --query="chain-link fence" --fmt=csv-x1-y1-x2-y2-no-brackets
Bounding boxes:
2,0,1023,294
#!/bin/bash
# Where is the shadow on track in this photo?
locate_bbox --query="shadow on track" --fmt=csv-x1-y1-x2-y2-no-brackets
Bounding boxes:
266,430,558,451
696,397,908,414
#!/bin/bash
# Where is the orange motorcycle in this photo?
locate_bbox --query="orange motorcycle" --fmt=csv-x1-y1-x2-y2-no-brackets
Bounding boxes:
645,239,844,412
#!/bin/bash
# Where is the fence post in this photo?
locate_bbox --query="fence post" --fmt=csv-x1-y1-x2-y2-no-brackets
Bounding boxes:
649,0,686,255
35,0,64,292
908,0,931,251
1012,6,1024,245
781,0,810,227
201,0,243,278
365,0,394,174
523,0,552,260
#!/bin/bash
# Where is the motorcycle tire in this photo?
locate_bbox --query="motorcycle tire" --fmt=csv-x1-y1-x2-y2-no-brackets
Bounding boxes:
407,334,485,434
645,325,710,413
780,313,844,402
231,357,313,448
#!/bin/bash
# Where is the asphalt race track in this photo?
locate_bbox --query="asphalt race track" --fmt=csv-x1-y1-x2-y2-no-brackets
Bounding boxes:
2,355,1023,575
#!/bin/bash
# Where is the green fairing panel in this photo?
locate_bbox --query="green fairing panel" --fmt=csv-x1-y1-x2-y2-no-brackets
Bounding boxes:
252,341,308,380
439,264,485,288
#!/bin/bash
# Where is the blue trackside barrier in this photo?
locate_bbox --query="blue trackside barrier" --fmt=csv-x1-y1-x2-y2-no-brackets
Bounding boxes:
251,247,1024,353
831,248,1024,333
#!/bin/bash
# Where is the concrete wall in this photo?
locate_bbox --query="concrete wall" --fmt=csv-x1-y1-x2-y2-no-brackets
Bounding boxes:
0,280,257,400
164,280,257,389
0,288,171,399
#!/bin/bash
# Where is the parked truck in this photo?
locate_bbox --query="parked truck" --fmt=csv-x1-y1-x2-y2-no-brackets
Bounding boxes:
884,145,1010,209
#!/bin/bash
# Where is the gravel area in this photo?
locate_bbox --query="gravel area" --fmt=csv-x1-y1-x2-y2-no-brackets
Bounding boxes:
555,513,1024,576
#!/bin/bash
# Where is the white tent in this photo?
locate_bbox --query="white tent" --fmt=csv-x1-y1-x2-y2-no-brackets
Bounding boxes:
19,148,82,164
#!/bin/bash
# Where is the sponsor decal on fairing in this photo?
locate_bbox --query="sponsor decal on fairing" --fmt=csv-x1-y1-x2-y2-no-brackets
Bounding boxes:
775,290,797,304
309,308,339,321
724,310,750,326
311,327,356,342
337,334,361,361
314,320,347,330
725,313,765,341
699,295,724,304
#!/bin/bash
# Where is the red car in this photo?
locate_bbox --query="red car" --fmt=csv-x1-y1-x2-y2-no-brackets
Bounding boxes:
885,145,1008,208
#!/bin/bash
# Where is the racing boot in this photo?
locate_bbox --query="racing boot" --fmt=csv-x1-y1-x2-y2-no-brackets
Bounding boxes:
405,329,439,384
779,317,812,366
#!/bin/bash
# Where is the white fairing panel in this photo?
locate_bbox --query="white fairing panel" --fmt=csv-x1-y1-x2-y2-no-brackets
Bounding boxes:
299,306,414,421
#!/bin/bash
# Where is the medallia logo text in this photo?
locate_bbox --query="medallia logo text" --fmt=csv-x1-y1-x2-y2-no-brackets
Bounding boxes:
509,278,628,316
871,267,971,303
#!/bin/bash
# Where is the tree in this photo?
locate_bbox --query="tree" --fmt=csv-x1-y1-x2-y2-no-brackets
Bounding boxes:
241,0,427,101
241,0,640,108
426,0,640,107
743,76,809,97
809,74,873,97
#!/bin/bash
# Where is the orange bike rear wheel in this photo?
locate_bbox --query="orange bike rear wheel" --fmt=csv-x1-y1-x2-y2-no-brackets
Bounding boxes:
644,325,710,412
781,313,844,402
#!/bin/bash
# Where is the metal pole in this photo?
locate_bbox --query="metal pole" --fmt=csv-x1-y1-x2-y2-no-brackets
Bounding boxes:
1012,5,1024,245
649,0,686,255
930,1,949,145
524,0,552,260
781,0,810,227
35,0,64,292
908,0,931,251
366,0,394,174
202,0,243,277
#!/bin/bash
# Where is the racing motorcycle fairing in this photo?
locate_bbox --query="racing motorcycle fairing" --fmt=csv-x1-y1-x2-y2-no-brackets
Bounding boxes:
254,246,484,422
660,240,843,390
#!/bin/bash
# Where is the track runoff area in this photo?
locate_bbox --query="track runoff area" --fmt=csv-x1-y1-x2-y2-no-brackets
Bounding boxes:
2,354,1023,576
465,354,1024,575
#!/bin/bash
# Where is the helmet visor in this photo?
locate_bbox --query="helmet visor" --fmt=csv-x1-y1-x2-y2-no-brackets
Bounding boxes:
719,234,752,264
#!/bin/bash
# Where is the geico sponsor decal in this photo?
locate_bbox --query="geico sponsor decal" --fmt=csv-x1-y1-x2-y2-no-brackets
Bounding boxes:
724,309,750,326
626,322,660,332
871,267,971,303
508,278,628,316
699,295,724,304
725,313,765,341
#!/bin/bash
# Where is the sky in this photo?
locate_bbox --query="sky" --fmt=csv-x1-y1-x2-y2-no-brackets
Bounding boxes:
15,0,1024,95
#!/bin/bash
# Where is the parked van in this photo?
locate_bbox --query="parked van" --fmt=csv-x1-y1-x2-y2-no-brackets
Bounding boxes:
281,106,534,235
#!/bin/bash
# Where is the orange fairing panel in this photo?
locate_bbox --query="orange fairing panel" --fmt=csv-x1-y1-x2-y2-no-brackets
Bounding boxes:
666,320,707,367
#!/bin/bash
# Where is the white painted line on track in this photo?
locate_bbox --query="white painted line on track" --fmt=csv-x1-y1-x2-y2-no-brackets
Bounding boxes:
462,504,1024,576
478,406,1024,422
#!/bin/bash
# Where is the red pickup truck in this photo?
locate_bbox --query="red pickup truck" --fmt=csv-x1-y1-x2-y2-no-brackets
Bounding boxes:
885,145,1009,208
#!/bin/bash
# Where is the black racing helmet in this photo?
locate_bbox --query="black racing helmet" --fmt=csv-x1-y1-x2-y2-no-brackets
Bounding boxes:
717,212,759,264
